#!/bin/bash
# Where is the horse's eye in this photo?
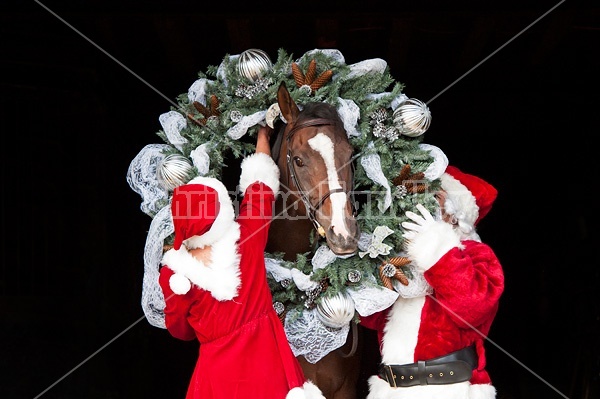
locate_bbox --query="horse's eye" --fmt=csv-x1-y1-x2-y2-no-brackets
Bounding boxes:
293,156,304,167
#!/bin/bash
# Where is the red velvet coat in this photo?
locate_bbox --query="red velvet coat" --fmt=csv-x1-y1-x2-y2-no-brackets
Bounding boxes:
159,181,307,399
362,239,504,399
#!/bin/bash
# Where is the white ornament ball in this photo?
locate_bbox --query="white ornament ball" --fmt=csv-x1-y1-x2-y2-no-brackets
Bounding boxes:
392,98,432,137
316,292,355,329
157,153,194,191
237,49,273,82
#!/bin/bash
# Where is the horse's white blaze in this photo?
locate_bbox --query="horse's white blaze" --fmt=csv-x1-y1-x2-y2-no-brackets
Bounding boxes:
308,133,351,238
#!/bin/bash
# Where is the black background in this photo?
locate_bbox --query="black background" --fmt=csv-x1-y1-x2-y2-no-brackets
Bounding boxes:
1,1,599,398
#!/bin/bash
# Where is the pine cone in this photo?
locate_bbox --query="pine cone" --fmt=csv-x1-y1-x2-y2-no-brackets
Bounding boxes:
291,63,306,87
305,59,317,84
388,256,411,267
209,94,221,116
310,70,333,91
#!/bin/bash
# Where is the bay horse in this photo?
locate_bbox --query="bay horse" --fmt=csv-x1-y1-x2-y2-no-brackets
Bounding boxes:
266,81,365,399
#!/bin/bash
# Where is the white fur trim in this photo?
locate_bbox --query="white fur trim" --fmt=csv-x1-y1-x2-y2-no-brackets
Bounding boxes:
441,172,479,232
367,375,476,399
169,273,191,295
182,176,236,248
238,152,280,196
381,296,425,364
286,381,326,399
470,383,497,399
162,224,241,301
405,220,462,271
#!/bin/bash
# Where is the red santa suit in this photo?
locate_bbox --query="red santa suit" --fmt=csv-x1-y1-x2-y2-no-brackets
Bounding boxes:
158,152,325,399
362,165,504,399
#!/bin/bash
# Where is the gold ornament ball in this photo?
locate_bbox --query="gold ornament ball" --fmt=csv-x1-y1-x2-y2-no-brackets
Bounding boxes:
156,153,194,191
237,49,273,82
393,98,432,137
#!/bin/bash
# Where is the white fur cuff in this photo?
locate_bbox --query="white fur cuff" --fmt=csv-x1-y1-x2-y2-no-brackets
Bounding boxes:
239,152,280,196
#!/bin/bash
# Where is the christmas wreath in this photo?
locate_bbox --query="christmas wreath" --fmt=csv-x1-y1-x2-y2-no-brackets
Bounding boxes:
127,48,448,361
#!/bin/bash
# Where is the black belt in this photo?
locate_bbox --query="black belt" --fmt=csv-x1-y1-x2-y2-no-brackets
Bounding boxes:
378,345,478,388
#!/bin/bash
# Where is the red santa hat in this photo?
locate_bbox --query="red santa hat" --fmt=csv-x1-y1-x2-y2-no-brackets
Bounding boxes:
440,165,498,232
170,176,236,250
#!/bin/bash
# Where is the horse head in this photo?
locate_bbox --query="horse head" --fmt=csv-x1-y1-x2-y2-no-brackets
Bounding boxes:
271,81,360,257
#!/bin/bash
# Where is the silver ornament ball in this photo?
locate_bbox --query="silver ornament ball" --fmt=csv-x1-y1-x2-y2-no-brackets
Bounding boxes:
393,98,432,137
156,153,194,191
316,292,355,329
237,49,273,83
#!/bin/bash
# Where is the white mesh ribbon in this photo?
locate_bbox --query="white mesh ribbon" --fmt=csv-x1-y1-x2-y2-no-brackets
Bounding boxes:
395,264,434,299
265,257,292,282
141,204,174,328
300,49,346,66
291,268,319,292
336,98,361,138
189,143,211,176
126,144,171,217
284,308,350,364
226,110,267,140
347,273,399,317
159,111,188,152
347,58,387,79
217,54,239,86
265,257,319,292
187,78,213,104
311,245,338,271
360,142,392,212
390,93,410,111
358,225,394,258
419,143,449,181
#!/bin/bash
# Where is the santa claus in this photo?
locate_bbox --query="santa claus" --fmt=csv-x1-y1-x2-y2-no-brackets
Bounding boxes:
361,165,504,399
158,127,325,399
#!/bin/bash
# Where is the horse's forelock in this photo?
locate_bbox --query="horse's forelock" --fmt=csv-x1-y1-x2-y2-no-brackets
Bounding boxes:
298,102,341,125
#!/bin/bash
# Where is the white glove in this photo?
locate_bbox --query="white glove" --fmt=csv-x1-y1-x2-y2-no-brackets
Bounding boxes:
401,203,437,241
401,204,461,271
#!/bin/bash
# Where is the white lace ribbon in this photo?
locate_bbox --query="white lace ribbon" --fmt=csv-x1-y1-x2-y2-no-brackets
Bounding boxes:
284,308,350,364
360,142,392,212
141,204,175,328
419,143,449,181
347,58,387,79
217,54,239,87
126,144,171,217
187,78,213,104
189,143,211,176
159,111,188,152
300,49,346,66
336,98,361,138
311,245,338,271
347,273,399,317
358,225,394,258
226,110,267,140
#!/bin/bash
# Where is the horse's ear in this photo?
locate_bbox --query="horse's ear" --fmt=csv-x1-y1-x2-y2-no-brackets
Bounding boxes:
277,81,299,124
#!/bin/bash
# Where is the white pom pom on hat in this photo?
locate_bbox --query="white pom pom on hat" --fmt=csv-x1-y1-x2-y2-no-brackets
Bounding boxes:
169,272,192,295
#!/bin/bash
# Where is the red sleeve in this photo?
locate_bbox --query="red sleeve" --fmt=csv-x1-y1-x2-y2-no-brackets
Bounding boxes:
424,240,504,327
158,266,196,341
236,182,274,247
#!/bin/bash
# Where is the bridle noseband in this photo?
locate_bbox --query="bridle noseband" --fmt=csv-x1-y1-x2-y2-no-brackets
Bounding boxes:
285,118,356,237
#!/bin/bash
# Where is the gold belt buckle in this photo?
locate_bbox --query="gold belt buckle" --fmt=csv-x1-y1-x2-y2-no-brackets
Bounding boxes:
387,365,397,388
